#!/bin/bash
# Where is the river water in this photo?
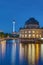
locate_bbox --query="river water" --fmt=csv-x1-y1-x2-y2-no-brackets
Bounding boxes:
0,40,43,65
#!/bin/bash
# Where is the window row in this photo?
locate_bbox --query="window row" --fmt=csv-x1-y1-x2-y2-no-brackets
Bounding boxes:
21,30,40,33
20,34,41,38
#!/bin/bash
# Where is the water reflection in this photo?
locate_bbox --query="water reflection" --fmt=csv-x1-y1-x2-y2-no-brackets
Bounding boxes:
35,44,40,65
41,44,43,61
31,44,35,65
11,40,16,65
19,43,41,65
28,44,32,65
0,40,43,65
1,40,6,58
19,43,24,61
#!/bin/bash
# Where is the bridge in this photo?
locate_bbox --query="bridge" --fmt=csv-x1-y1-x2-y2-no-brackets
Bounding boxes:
0,37,19,41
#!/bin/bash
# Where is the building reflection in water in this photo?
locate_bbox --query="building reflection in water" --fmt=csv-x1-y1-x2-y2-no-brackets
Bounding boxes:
19,43,24,61
1,40,6,58
1,40,43,65
28,44,32,65
11,40,16,64
31,44,35,65
19,42,41,65
41,44,43,61
35,44,40,65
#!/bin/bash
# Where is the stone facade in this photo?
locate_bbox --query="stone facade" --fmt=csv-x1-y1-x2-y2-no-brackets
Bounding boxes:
19,18,43,39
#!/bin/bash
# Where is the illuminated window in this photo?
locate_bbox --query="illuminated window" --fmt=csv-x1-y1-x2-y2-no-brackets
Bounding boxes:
28,34,31,38
25,31,27,33
36,34,39,38
32,31,35,33
32,34,35,38
25,34,27,38
28,31,31,33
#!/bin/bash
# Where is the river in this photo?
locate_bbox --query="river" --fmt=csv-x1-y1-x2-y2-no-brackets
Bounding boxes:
0,40,43,65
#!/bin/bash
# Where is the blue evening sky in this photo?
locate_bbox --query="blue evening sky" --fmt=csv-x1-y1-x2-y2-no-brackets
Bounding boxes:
0,0,43,33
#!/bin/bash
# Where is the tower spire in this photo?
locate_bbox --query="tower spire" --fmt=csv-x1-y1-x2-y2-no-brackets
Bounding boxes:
13,20,16,33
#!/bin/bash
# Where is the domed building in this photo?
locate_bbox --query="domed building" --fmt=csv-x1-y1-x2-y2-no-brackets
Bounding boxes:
25,18,40,29
19,17,43,42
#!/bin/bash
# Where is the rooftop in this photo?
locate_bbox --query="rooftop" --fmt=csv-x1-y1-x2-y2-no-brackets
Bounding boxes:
20,17,43,29
25,17,39,25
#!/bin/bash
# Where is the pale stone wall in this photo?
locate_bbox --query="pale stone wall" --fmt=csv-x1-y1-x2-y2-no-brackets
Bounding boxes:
19,29,43,39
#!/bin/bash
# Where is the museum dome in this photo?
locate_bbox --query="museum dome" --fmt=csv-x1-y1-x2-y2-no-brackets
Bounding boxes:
25,17,40,28
25,18,39,25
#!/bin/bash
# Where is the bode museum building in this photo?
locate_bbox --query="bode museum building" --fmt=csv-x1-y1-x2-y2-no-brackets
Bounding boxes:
19,18,43,42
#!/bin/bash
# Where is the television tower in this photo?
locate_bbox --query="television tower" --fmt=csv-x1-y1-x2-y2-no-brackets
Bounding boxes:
13,20,16,33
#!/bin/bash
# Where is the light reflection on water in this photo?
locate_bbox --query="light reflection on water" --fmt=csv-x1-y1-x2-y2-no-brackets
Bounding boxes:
41,44,43,61
28,44,32,65
0,40,43,65
1,40,6,58
35,44,40,65
11,40,16,65
31,44,35,65
19,43,24,61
